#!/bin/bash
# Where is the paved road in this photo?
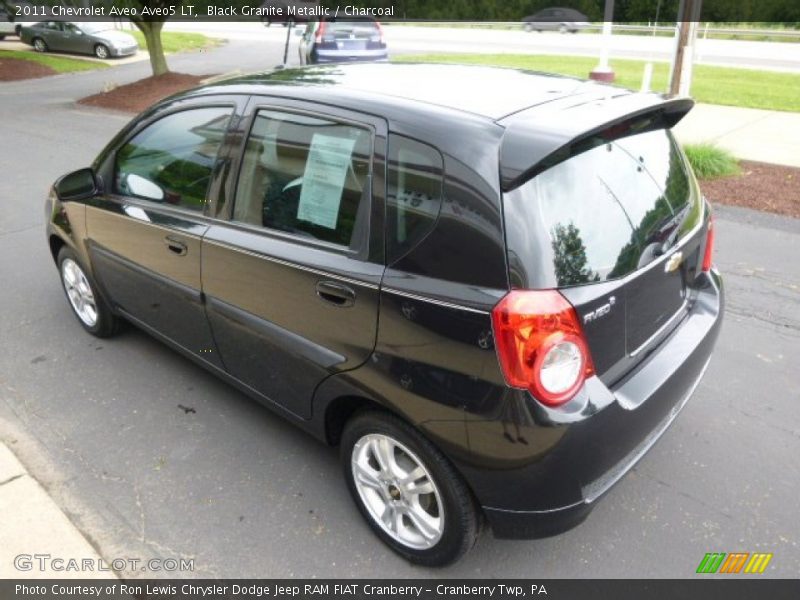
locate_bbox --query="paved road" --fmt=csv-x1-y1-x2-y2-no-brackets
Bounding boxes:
165,21,800,72
1,39,799,578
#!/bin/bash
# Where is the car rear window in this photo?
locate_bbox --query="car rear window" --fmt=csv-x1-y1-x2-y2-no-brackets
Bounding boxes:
504,129,699,287
325,20,379,33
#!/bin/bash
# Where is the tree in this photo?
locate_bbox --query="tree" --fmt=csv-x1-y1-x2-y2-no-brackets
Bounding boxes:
118,0,182,76
550,223,599,286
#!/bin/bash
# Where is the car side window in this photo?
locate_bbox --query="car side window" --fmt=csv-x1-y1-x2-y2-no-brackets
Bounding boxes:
386,135,444,265
232,109,372,248
115,107,233,212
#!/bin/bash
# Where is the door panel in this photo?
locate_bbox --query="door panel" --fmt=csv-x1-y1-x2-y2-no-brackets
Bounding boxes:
201,99,387,419
202,230,383,418
61,24,83,53
86,202,223,366
41,22,66,50
87,100,243,367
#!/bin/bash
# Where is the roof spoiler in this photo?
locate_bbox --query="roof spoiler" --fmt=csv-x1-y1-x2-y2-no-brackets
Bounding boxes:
499,95,694,192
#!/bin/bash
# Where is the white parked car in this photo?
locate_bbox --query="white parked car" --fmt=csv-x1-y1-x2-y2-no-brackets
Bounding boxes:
0,6,16,38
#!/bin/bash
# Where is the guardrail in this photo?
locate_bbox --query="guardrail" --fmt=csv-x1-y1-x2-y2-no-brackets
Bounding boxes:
390,22,800,40
586,23,800,39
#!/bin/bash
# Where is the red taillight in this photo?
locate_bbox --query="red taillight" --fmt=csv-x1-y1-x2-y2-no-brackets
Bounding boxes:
492,290,595,407
315,21,326,42
702,215,715,272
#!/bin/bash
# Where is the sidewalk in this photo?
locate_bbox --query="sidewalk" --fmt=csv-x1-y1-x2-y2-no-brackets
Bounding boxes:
673,103,800,167
0,442,111,579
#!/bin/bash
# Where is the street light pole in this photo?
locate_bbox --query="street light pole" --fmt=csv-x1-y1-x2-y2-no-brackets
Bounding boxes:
669,0,702,96
590,0,615,82
283,20,294,66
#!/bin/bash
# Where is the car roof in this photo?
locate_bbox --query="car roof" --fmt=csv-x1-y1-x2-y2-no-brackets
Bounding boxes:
194,63,608,121
175,63,691,191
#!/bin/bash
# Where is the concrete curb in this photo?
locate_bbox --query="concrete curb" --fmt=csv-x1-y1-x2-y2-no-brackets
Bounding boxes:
0,442,114,579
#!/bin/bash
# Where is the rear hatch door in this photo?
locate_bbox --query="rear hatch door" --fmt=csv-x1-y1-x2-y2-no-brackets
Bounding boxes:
319,20,381,52
501,123,705,384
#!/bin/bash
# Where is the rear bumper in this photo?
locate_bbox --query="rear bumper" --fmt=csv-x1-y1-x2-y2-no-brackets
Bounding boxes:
461,270,724,539
485,501,593,540
312,48,388,63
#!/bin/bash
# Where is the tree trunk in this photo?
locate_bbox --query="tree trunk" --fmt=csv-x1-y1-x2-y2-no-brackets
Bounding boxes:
135,21,168,77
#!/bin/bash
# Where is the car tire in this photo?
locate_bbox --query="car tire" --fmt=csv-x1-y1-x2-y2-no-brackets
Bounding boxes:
341,410,481,567
32,37,47,52
94,44,110,59
523,23,533,32
57,246,118,338
0,35,5,41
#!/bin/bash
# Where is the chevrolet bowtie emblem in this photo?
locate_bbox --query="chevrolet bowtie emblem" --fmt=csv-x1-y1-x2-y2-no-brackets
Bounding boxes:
664,251,683,273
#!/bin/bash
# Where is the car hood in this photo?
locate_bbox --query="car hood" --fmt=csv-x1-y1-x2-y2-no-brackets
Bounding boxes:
92,30,137,46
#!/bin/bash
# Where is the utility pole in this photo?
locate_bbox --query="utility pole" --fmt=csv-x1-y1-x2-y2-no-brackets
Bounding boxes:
669,0,702,96
590,0,615,82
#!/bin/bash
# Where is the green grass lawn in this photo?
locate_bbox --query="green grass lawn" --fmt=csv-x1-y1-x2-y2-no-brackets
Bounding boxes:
0,49,108,72
0,31,219,76
129,31,222,54
393,53,800,112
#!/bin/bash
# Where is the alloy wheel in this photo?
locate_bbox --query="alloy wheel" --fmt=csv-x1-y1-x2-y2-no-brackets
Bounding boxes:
61,258,98,328
351,433,444,550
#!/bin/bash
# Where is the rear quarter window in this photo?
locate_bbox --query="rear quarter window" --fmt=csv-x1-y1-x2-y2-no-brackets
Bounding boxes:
386,135,444,265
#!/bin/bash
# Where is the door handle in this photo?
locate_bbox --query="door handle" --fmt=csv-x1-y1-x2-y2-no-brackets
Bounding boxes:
315,280,356,308
164,236,188,256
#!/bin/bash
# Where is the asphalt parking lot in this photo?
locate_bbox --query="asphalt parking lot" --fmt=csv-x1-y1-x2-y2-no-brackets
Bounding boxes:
1,39,799,578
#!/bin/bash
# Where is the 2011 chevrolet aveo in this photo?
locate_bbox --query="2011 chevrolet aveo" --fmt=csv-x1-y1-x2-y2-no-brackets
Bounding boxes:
46,63,723,566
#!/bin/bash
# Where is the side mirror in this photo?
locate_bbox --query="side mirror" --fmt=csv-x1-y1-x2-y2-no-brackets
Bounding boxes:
54,168,99,201
123,173,165,202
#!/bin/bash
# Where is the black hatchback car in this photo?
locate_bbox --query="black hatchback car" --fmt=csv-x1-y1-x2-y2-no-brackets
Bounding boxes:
46,64,723,566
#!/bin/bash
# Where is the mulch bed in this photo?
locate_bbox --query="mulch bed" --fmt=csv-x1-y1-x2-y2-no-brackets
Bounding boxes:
0,57,56,81
700,160,800,219
77,72,209,113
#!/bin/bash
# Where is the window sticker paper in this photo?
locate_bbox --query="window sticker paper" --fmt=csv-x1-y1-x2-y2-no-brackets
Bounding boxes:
297,134,356,230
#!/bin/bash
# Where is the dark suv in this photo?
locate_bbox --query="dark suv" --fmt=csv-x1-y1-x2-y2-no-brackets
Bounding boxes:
46,64,723,566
